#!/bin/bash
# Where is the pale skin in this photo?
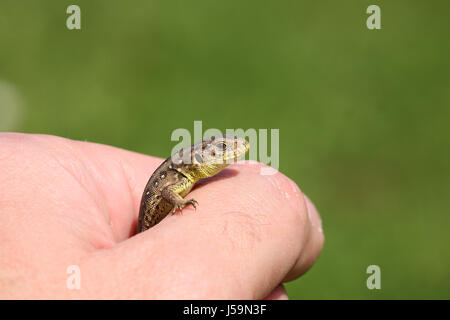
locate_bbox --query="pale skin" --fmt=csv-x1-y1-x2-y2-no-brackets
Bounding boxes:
0,133,324,299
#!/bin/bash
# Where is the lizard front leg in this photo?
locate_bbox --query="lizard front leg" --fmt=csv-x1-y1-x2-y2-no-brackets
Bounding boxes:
161,179,198,215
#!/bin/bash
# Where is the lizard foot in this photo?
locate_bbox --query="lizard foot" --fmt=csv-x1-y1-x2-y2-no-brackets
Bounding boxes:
171,199,198,215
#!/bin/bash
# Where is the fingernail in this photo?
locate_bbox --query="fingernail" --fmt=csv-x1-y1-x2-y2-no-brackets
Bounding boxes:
303,194,323,233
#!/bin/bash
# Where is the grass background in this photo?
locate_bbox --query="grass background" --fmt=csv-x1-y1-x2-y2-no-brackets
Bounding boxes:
0,0,449,298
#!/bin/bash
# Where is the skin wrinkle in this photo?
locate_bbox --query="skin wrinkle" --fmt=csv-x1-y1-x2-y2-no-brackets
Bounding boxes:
80,154,126,240
49,156,115,249
81,156,114,226
218,210,267,251
0,133,28,161
67,155,111,223
46,153,116,250
117,157,140,235
0,150,24,185
51,155,95,203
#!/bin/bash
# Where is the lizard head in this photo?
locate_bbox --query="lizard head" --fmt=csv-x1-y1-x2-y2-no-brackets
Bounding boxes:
172,135,249,180
201,134,249,165
195,135,249,178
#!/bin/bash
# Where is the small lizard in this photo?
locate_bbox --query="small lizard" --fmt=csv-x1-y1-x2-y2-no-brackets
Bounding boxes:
136,135,249,233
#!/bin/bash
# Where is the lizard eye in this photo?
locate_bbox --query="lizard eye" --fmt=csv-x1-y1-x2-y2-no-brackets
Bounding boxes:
216,142,227,150
194,153,203,163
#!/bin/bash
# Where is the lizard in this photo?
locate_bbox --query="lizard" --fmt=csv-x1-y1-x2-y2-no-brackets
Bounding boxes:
136,135,249,233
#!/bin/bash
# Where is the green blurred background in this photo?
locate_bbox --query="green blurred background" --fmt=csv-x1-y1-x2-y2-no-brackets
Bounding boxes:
0,1,449,299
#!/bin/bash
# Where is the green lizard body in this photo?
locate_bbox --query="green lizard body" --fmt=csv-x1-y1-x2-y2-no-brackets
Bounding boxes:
136,135,249,232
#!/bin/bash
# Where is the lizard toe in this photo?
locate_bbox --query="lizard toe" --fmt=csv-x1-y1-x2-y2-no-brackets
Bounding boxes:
187,199,198,209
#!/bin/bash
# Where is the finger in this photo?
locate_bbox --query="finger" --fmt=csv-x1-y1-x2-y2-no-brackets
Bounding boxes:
263,284,289,300
283,194,324,281
83,162,323,299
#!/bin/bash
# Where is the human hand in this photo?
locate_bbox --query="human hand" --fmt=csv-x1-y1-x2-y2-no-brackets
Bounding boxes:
0,133,324,299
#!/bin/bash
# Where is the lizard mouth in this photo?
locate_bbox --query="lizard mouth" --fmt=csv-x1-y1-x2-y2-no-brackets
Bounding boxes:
230,138,249,163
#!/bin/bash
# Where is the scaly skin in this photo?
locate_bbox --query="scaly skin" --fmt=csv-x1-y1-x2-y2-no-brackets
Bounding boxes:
137,135,249,232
